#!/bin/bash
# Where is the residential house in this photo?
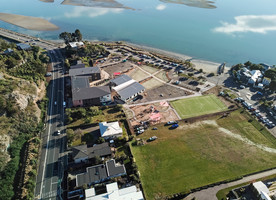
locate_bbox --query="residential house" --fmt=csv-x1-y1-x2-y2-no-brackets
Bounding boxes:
72,85,111,107
71,142,112,164
99,121,123,139
110,75,145,102
69,66,101,82
69,41,84,49
76,159,126,187
252,181,272,200
248,70,263,85
70,63,86,70
3,48,13,55
16,43,31,50
85,182,144,200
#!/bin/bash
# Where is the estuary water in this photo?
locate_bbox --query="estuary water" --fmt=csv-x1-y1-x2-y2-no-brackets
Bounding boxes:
1,0,276,65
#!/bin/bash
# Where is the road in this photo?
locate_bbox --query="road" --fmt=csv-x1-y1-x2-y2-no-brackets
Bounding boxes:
34,48,67,200
0,27,67,199
184,168,276,200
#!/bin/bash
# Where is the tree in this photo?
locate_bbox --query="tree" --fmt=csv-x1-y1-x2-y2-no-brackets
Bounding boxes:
265,68,276,80
97,137,105,144
269,80,276,91
74,29,82,42
59,32,72,44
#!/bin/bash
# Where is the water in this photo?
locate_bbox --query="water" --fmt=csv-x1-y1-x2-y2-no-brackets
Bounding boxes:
1,0,276,65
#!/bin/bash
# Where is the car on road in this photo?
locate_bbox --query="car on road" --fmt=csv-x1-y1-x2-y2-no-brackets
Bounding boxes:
57,130,61,135
54,101,57,106
166,121,178,125
149,136,157,141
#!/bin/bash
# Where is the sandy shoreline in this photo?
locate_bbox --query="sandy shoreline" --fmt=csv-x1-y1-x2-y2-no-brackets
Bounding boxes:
0,13,59,31
61,0,134,10
124,42,227,73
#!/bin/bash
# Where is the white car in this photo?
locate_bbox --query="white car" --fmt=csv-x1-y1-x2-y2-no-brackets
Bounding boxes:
240,85,245,89
57,130,61,135
54,101,57,106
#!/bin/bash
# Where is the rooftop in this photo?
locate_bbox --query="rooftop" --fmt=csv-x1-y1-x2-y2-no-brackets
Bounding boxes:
71,76,90,90
16,43,31,50
99,122,123,138
71,143,111,160
72,86,110,101
76,160,126,187
117,82,145,101
70,63,85,69
110,74,132,86
69,67,101,77
85,182,144,200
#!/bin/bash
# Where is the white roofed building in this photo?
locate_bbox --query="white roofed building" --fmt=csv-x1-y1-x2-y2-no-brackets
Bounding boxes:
85,182,144,200
99,121,123,139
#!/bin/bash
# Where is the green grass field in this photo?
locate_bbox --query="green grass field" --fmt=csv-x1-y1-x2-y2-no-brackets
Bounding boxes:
130,110,276,199
171,94,228,119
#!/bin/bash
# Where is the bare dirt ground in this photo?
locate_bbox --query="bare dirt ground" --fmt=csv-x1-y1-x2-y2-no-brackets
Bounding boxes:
126,102,179,126
135,84,191,103
101,62,134,77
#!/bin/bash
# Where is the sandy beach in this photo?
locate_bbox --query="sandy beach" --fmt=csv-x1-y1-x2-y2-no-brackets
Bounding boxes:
61,0,134,10
125,42,226,74
0,13,59,31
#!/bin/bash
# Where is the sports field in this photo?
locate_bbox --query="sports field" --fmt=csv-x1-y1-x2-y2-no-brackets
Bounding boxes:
130,109,276,199
171,94,228,119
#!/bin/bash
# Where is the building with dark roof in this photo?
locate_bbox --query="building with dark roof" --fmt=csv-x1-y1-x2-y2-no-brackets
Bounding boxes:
110,74,132,87
71,76,90,90
69,67,101,81
70,63,85,70
16,43,31,50
71,143,112,164
75,159,126,187
72,86,111,107
111,75,145,102
117,82,145,102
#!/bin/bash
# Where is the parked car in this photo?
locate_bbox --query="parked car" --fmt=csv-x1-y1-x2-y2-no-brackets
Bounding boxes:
149,136,157,141
57,130,61,135
171,124,179,128
166,121,178,125
240,85,245,89
152,127,158,130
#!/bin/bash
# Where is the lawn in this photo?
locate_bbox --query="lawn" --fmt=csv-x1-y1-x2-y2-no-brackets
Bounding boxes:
171,94,228,119
130,110,276,199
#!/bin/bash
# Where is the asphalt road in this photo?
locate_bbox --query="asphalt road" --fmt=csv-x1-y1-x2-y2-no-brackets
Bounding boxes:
34,48,67,200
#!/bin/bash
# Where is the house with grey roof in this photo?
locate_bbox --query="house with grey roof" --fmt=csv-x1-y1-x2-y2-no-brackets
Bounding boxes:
75,159,126,187
110,74,132,87
16,43,31,50
72,86,111,107
110,75,145,102
69,66,101,81
70,63,85,69
71,142,112,164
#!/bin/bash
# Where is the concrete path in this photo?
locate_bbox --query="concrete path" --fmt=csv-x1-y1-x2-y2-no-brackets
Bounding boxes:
184,169,276,200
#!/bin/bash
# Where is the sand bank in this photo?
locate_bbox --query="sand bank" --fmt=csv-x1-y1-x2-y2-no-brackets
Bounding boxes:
61,0,134,10
125,42,225,73
160,0,216,9
0,13,59,31
39,0,54,2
